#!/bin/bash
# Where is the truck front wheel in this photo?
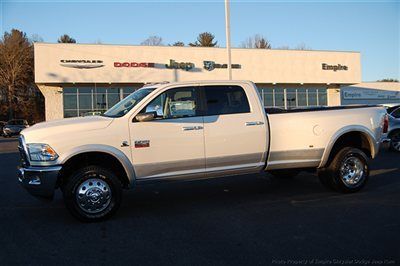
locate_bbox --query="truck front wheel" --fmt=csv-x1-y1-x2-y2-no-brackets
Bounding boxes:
62,166,122,222
318,147,369,193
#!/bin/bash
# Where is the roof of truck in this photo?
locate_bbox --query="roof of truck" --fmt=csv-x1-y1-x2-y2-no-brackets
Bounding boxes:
142,80,253,88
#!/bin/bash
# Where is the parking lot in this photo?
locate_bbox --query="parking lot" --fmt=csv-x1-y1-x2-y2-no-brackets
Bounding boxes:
0,137,399,265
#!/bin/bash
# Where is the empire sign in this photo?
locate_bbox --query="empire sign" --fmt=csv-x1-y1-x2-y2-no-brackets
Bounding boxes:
322,63,348,71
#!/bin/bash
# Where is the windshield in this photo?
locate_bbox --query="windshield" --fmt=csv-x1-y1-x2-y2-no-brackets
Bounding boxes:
103,88,155,118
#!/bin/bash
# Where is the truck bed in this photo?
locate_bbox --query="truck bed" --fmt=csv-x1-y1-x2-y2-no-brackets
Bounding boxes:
265,105,385,170
265,105,380,114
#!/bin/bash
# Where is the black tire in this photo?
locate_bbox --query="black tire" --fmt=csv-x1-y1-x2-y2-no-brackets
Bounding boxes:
318,147,369,193
389,130,400,152
62,165,122,222
269,169,300,179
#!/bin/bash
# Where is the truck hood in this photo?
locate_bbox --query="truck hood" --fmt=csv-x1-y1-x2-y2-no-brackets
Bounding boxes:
22,116,114,143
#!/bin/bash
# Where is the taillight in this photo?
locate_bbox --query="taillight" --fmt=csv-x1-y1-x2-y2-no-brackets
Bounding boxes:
383,115,389,133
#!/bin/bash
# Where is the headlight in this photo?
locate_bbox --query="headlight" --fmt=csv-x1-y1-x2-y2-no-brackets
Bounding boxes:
27,143,59,161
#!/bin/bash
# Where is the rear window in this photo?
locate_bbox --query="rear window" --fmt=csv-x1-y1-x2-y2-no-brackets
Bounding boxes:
204,85,250,116
387,106,400,114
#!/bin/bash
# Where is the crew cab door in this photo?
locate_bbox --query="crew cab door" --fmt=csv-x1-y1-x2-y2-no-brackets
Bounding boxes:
129,86,205,179
202,84,268,174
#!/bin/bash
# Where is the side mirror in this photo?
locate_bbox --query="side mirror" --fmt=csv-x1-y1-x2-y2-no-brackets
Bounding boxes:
135,112,156,122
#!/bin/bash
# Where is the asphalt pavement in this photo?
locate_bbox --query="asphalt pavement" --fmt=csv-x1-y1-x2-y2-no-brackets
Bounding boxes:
0,137,399,265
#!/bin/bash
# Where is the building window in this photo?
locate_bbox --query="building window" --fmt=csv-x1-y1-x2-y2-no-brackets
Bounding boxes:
318,88,328,106
297,90,308,107
63,86,139,118
123,88,136,99
286,88,297,109
274,88,285,108
258,87,328,109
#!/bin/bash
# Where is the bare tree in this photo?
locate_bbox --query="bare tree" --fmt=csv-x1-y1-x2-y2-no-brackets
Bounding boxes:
30,34,44,43
189,32,218,47
240,34,271,49
295,42,312,50
275,45,290,50
141,36,163,46
58,34,76,43
171,41,185,46
0,29,37,120
377,78,399,82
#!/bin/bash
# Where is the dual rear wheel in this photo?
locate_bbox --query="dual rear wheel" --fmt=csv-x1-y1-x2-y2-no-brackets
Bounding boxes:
318,147,369,193
270,147,370,193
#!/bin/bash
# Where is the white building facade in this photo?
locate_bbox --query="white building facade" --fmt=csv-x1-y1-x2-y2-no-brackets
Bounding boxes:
34,43,362,121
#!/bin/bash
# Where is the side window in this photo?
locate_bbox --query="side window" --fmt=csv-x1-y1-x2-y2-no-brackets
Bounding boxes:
204,85,250,116
143,87,199,119
392,108,400,118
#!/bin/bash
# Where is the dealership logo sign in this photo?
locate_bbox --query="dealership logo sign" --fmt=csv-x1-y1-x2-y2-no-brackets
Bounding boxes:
343,89,400,100
114,62,155,68
203,61,241,71
322,63,348,71
165,59,194,71
60,60,104,69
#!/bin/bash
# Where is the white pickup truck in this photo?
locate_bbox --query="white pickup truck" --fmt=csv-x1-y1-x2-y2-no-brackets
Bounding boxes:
18,81,389,221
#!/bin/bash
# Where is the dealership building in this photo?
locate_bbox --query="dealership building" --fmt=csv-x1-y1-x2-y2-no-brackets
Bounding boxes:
33,43,397,121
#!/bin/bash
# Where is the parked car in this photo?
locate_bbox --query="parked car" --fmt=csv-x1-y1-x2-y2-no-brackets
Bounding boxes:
0,121,6,136
17,81,388,222
82,111,103,117
3,119,29,137
382,103,400,108
386,105,400,152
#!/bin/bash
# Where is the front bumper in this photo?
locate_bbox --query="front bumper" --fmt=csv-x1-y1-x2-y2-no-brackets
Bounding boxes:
3,128,20,136
17,166,62,198
3,128,11,135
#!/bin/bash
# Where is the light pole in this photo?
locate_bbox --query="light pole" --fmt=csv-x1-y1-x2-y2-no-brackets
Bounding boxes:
225,0,232,80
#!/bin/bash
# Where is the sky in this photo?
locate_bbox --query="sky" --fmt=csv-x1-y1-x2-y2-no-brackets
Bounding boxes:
1,0,399,81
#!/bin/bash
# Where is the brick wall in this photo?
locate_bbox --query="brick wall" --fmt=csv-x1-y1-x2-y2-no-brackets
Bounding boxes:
37,85,63,121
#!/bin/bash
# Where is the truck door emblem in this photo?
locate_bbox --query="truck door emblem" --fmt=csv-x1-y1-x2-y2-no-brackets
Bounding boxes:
134,140,150,148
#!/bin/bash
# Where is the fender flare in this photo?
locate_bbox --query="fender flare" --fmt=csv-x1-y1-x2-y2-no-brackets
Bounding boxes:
319,125,377,168
58,144,136,187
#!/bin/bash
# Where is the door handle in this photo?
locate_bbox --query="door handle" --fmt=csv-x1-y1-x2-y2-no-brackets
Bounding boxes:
245,121,264,126
121,141,130,147
182,126,204,131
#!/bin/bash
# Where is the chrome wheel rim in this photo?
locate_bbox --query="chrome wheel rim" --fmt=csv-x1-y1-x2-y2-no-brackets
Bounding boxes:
340,156,365,187
391,133,400,151
76,176,112,214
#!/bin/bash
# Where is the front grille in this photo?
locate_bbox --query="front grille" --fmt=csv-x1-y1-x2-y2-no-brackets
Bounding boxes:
18,136,29,167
